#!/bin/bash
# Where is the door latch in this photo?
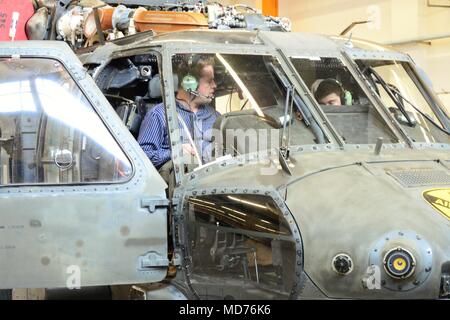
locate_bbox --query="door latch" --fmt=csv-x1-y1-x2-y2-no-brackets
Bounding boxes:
141,198,170,213
138,251,169,270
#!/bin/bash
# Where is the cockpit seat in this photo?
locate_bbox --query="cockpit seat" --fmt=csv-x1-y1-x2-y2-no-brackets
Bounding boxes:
212,109,287,157
321,104,386,144
213,105,326,157
148,73,179,99
112,74,179,138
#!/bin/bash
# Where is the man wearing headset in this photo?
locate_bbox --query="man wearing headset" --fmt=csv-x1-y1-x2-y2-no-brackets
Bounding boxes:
138,55,220,185
311,78,352,106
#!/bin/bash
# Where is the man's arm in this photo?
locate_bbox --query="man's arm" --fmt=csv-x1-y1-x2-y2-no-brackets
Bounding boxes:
137,108,171,169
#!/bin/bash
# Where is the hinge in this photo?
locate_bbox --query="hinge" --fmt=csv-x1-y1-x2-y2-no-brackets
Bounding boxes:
171,252,182,267
138,251,169,270
141,197,170,213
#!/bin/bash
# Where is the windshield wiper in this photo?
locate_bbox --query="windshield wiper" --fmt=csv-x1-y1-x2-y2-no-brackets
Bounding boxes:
388,85,450,135
364,66,450,136
363,66,415,127
268,63,311,126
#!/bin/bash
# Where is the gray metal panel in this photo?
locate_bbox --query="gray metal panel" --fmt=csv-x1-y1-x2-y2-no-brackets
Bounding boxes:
0,42,169,289
259,31,340,57
180,147,450,298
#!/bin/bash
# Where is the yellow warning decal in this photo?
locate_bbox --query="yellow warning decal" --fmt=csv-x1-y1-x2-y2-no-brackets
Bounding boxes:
423,188,450,220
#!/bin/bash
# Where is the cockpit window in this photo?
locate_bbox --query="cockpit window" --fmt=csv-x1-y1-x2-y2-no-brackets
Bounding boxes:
0,58,132,186
290,57,399,144
169,53,327,169
356,60,450,144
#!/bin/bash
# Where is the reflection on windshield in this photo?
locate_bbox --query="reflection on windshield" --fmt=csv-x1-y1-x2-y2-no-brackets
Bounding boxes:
356,60,450,144
290,57,398,144
0,58,131,185
170,54,327,168
187,194,296,299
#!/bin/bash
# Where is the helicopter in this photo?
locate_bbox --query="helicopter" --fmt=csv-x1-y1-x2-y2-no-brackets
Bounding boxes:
0,3,449,300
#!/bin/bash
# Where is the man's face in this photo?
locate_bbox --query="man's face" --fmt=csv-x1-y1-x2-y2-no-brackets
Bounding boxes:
319,92,342,106
195,65,217,105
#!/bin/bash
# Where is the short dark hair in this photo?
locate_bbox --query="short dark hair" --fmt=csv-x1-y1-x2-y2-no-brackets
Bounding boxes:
190,55,215,79
175,54,215,88
315,80,343,101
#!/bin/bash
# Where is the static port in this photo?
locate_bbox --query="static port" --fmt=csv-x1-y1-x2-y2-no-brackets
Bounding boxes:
332,254,353,275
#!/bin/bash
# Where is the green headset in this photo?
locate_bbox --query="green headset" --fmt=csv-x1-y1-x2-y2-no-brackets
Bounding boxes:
181,74,199,92
313,78,353,105
181,55,200,93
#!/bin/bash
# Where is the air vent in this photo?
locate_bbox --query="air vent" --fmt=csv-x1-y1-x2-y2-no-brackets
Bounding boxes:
387,169,450,188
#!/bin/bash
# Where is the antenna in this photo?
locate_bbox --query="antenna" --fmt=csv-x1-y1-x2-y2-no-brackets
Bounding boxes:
339,20,371,36
345,32,353,48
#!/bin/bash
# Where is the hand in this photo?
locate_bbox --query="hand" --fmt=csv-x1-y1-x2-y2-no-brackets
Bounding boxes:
182,143,197,156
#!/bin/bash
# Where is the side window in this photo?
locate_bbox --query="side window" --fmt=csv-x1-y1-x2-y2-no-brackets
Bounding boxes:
93,53,162,140
186,194,296,299
0,58,132,185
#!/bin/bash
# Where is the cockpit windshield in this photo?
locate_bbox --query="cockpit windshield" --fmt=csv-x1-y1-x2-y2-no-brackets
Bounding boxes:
170,53,327,167
290,57,399,145
355,60,450,144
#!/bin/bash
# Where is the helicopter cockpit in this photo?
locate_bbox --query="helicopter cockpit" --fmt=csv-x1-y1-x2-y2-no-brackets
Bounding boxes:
170,53,327,166
290,56,399,145
82,30,449,181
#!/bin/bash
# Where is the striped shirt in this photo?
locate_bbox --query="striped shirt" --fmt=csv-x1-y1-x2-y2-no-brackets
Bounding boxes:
138,101,220,169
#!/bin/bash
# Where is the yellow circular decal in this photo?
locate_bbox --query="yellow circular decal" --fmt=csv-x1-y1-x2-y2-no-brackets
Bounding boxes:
422,188,450,220
393,258,407,271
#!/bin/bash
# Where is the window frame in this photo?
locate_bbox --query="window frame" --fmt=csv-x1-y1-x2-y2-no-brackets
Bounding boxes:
0,56,135,187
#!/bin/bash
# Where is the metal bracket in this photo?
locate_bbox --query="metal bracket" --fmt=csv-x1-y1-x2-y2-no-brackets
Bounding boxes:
171,252,182,266
141,198,170,213
138,251,169,270
278,147,293,176
0,138,13,156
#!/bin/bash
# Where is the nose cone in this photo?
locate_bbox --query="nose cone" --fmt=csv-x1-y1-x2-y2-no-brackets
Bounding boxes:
284,162,450,298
